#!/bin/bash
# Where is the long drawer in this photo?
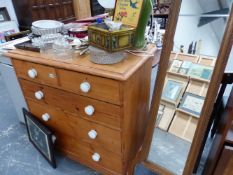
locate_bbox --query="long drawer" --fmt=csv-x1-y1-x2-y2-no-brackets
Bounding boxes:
13,59,121,105
57,134,123,174
27,100,122,155
20,79,121,130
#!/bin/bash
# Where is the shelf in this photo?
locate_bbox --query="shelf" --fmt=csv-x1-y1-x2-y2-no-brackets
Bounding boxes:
176,108,200,119
167,71,189,79
190,77,210,84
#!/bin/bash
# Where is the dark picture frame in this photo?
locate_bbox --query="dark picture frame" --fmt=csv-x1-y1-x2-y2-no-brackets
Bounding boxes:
0,7,11,22
178,92,205,117
22,108,56,168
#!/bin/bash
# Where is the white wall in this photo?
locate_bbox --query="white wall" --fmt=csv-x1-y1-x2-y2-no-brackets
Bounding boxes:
0,0,18,23
173,0,233,96
173,0,227,57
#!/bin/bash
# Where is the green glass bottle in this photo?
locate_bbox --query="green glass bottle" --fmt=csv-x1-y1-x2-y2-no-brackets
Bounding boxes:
134,0,153,48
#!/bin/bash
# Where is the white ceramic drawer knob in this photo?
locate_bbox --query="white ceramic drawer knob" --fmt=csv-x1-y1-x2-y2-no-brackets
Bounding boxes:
92,153,101,162
88,130,97,139
42,113,50,122
28,69,37,79
80,82,91,93
35,91,44,100
85,105,95,116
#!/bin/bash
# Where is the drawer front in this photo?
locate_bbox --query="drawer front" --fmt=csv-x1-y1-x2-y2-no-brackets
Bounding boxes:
27,100,122,154
57,134,123,174
72,116,122,155
27,100,76,136
13,59,58,86
57,69,121,105
20,79,121,130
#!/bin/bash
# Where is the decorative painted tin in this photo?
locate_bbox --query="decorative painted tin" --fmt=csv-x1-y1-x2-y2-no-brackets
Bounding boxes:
88,23,135,52
88,0,144,52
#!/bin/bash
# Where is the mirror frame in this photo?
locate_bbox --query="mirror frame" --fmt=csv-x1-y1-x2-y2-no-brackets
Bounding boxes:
136,1,233,175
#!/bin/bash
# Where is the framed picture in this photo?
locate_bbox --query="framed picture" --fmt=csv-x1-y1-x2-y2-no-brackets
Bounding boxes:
201,68,213,80
178,61,192,74
179,92,205,117
169,59,183,73
187,64,213,80
23,108,56,168
162,80,183,103
0,7,10,22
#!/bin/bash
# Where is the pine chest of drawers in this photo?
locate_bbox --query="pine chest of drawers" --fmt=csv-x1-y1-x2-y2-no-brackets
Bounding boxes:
6,48,154,175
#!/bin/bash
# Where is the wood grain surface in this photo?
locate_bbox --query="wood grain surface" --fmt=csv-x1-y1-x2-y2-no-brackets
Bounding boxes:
73,0,91,19
9,40,156,175
6,45,156,81
20,79,121,130
27,100,122,155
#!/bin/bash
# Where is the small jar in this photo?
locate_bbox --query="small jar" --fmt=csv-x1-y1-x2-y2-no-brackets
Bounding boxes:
52,38,73,59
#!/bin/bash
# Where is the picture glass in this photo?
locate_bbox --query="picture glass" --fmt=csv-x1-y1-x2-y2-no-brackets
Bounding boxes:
26,116,51,160
179,93,205,116
162,80,182,102
188,64,213,80
178,61,192,74
169,59,183,72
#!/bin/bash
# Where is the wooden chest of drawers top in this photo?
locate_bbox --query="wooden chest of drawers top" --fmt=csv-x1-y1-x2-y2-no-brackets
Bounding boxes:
5,46,156,81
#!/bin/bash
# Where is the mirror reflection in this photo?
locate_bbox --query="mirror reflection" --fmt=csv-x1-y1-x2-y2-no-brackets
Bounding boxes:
148,0,232,174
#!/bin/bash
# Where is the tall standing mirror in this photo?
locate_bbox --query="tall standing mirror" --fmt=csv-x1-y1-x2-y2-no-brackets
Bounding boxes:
146,0,232,174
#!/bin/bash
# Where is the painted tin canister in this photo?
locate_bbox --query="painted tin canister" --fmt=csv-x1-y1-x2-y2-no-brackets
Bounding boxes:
88,23,135,52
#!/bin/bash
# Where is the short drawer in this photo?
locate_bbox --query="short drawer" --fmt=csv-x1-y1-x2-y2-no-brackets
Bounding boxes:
13,59,58,86
20,79,121,130
57,134,123,174
27,100,122,154
27,100,76,136
57,69,121,105
72,116,121,155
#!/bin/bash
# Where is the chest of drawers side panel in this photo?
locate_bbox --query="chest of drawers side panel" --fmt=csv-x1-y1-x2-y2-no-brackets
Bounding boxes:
121,58,152,171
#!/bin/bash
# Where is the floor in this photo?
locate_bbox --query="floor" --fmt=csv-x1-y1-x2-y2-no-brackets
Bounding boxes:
148,66,191,174
0,66,208,175
148,67,211,175
148,129,191,175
